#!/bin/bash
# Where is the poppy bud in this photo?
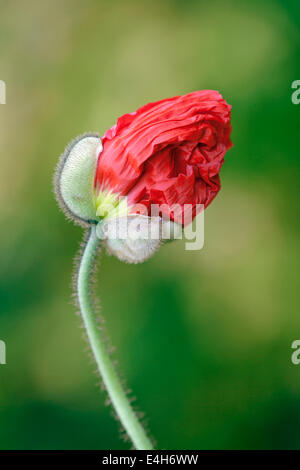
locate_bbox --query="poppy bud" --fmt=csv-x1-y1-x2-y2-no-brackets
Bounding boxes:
55,91,232,262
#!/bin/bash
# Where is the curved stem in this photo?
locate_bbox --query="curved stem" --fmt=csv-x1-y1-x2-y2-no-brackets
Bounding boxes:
77,225,153,450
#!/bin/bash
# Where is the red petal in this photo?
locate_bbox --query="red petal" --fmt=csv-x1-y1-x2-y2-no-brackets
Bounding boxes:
95,90,232,225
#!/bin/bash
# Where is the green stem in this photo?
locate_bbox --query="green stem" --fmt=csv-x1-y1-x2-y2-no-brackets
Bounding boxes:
77,225,153,450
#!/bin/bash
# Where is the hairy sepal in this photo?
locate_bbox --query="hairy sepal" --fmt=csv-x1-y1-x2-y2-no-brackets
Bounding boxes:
54,133,102,226
97,215,182,264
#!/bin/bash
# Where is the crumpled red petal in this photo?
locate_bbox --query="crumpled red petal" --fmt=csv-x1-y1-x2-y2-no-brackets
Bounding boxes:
95,90,232,225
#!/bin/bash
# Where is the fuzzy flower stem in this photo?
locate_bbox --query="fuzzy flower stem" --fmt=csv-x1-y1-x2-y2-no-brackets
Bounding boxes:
77,224,153,450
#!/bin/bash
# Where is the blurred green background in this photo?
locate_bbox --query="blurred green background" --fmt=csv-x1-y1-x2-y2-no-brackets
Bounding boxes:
0,0,300,450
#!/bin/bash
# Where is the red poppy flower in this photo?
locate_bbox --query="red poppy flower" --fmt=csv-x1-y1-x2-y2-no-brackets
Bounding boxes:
95,90,232,225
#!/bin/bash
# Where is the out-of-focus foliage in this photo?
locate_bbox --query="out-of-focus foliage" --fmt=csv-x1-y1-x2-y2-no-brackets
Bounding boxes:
0,0,299,450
